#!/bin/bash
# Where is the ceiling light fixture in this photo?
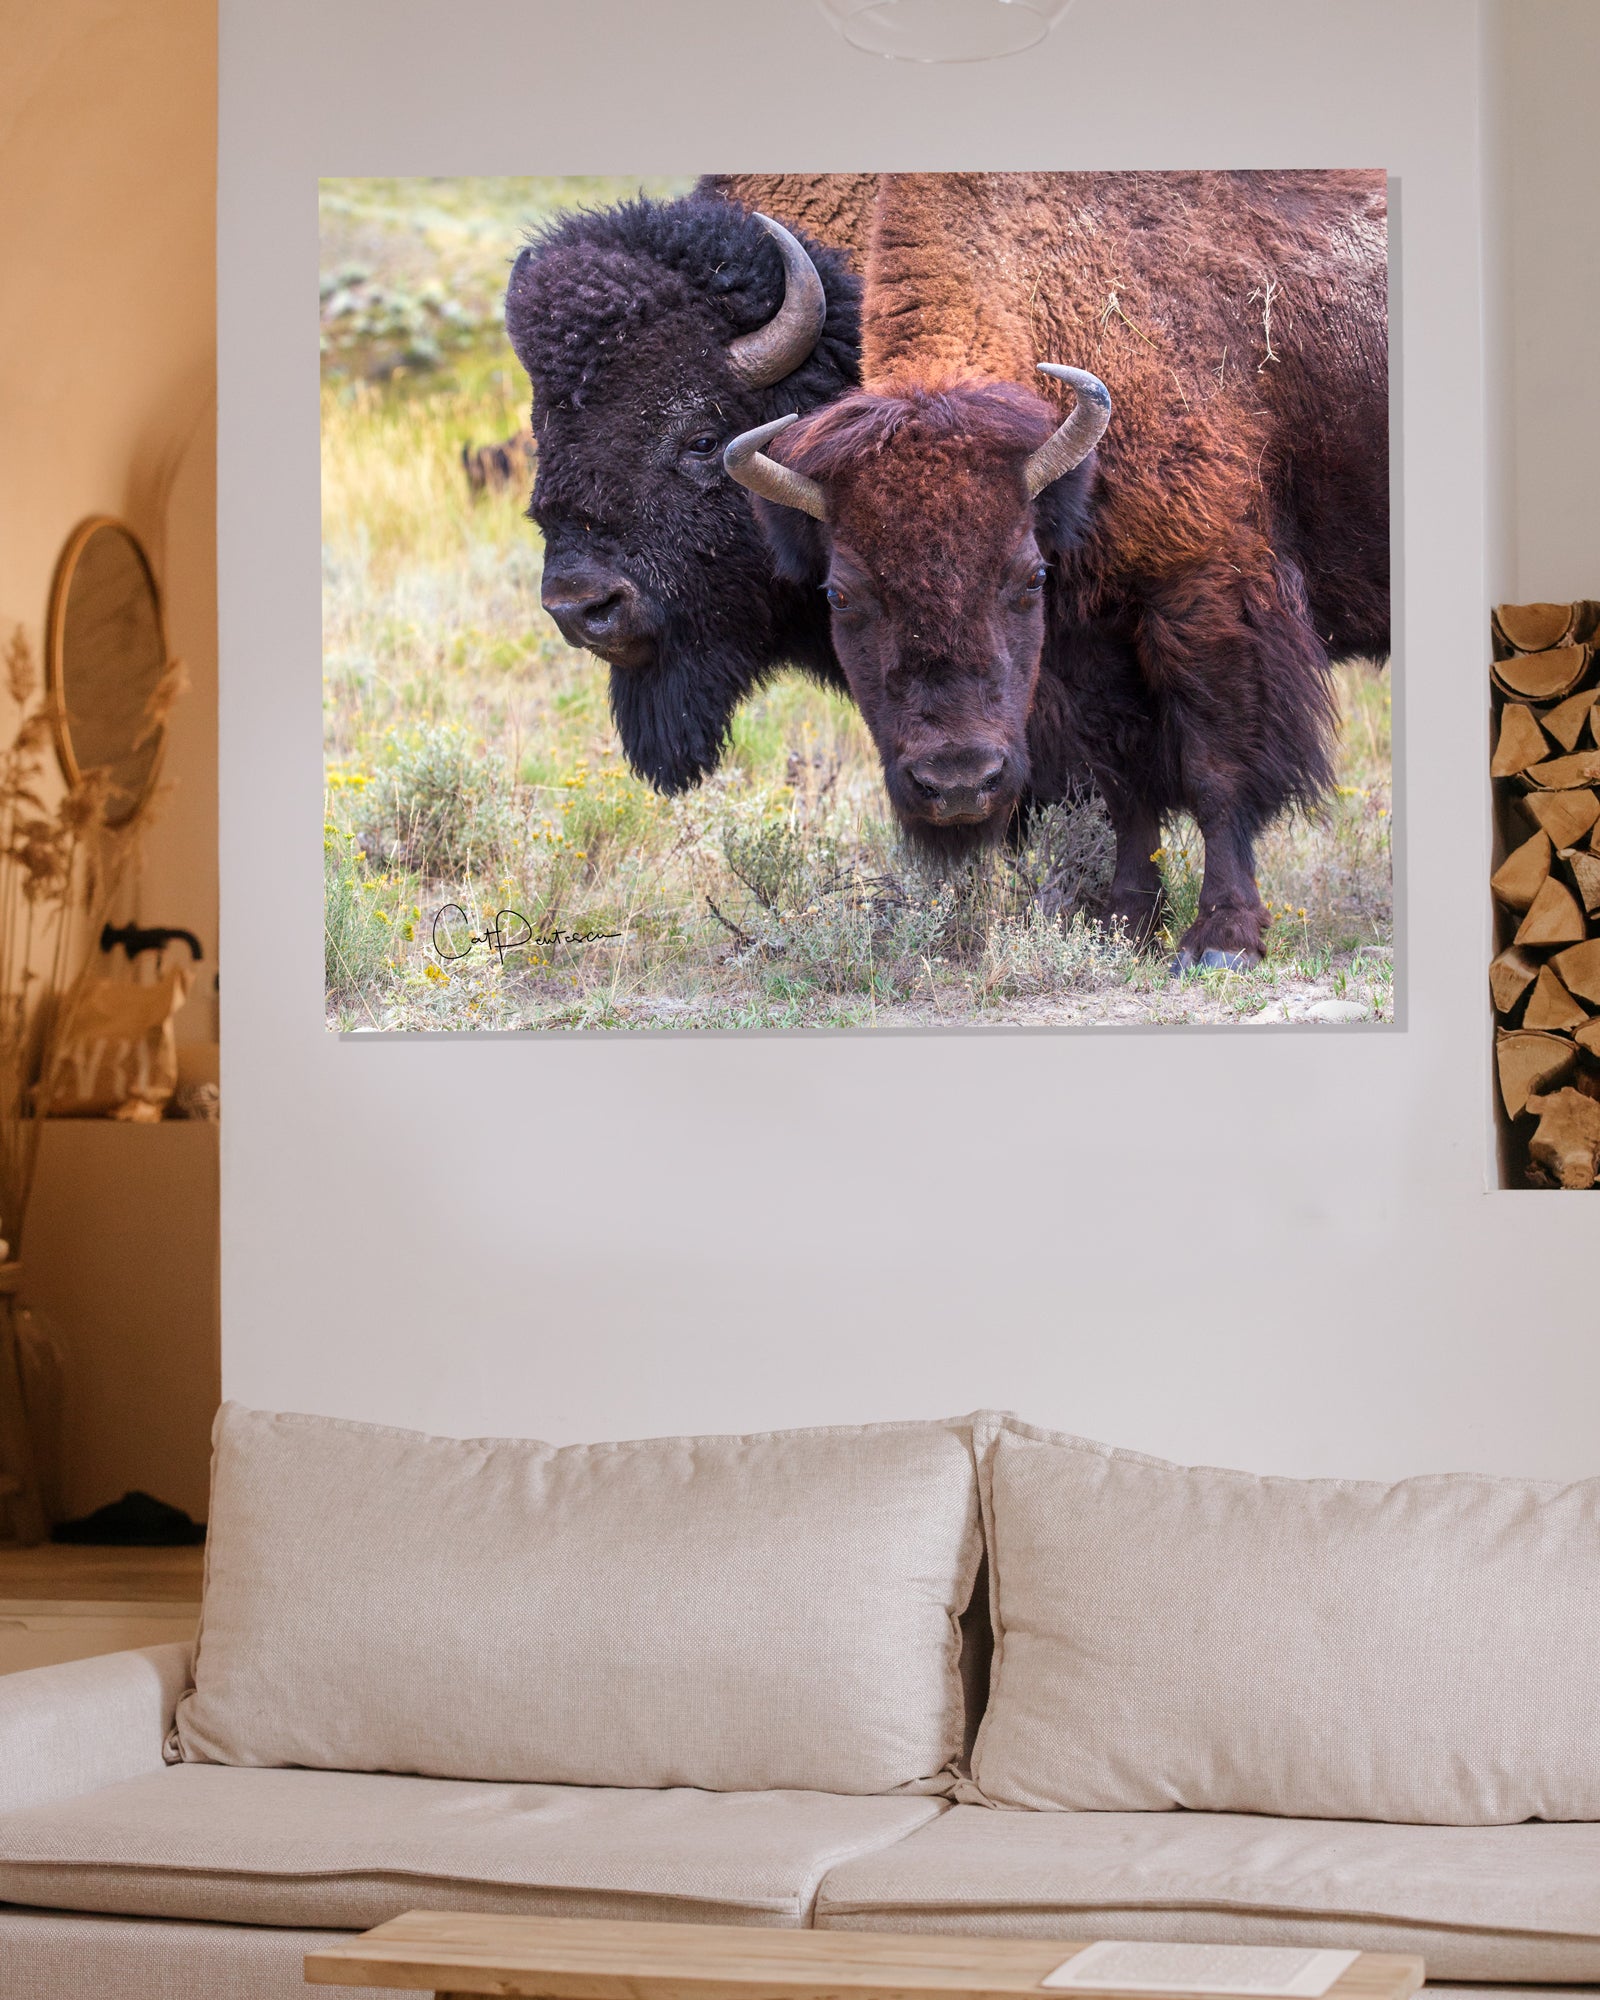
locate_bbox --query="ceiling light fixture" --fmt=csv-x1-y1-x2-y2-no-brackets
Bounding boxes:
814,0,1078,63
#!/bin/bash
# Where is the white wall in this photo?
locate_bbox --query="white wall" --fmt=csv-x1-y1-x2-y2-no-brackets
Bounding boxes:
1490,0,1600,599
220,0,1599,1481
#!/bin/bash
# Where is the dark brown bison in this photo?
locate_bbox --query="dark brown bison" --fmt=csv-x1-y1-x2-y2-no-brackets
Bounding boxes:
461,427,534,497
727,171,1389,966
504,186,866,793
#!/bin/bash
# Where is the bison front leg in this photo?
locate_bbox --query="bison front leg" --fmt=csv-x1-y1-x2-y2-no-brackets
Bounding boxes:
1173,815,1270,970
1141,555,1337,973
1102,794,1165,946
1036,626,1169,947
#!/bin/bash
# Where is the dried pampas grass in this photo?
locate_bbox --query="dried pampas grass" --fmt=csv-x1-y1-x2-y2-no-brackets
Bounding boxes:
0,628,155,1250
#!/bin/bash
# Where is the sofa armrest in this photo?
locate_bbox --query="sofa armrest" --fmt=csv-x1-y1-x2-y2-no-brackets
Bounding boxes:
0,1643,192,1813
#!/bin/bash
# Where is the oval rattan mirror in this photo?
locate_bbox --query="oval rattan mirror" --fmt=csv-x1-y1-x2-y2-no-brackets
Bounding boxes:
46,517,169,828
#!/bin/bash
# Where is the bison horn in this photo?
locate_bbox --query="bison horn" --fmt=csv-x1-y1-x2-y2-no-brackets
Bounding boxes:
723,413,829,521
725,214,829,389
1023,364,1113,499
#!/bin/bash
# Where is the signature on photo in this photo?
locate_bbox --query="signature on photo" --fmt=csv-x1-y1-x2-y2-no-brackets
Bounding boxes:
431,904,621,967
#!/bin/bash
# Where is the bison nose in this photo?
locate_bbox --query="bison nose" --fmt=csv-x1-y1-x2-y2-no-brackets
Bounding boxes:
907,749,1008,821
542,574,644,649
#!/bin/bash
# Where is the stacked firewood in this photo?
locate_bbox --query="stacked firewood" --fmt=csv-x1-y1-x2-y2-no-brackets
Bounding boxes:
1492,600,1600,1187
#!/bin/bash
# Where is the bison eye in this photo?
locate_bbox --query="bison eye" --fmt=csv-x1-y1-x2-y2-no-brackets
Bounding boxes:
1025,563,1049,593
683,433,721,458
825,584,849,610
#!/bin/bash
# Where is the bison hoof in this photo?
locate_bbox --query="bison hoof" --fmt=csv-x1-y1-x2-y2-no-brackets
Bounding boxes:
1172,946,1255,976
1176,904,1269,968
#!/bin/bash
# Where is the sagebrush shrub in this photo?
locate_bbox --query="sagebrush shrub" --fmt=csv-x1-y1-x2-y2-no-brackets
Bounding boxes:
722,817,836,912
363,723,520,879
980,908,1135,998
1009,796,1116,921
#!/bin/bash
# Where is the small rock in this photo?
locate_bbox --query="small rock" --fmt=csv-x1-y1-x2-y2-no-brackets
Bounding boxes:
1247,1003,1289,1023
1303,999,1369,1023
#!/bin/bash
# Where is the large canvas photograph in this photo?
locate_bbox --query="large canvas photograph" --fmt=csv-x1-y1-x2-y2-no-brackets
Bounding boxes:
322,172,1392,1032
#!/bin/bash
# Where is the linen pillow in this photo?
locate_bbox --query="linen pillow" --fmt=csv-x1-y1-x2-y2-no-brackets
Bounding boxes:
174,1404,982,1794
969,1411,1600,1824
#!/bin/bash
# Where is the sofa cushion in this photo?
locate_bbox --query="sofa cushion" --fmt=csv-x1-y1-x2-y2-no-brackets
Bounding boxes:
175,1404,981,1793
814,1805,1600,1982
968,1412,1600,1823
0,1765,944,1931
0,1908,412,2000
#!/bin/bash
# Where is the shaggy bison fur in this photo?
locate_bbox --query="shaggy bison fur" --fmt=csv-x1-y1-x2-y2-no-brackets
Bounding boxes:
741,171,1389,964
504,191,861,793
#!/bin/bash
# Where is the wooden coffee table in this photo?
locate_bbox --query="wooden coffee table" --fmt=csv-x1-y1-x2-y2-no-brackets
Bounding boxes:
305,1912,1425,2000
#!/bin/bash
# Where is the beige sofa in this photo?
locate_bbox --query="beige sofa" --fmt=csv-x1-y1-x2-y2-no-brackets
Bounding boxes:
1,1405,1597,2000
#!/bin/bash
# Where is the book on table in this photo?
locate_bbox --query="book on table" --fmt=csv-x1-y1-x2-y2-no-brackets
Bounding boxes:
1044,1943,1361,1999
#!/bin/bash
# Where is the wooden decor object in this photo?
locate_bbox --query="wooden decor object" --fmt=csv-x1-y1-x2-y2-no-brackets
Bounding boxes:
0,1267,45,1546
305,1913,1426,2000
1491,601,1600,1183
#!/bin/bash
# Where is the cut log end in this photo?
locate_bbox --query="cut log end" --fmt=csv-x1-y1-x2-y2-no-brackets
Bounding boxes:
1491,644,1591,702
1523,786,1600,847
1538,688,1599,754
1564,846,1600,916
1552,938,1600,1005
1492,704,1551,778
1490,827,1552,912
1523,748,1600,790
1490,944,1542,1015
1523,964,1590,1034
1523,1086,1600,1189
1514,874,1587,946
1494,602,1580,654
1497,1029,1578,1119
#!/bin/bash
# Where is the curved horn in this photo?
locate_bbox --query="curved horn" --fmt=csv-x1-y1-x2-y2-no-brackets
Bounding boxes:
725,214,828,389
1023,364,1113,499
723,414,828,521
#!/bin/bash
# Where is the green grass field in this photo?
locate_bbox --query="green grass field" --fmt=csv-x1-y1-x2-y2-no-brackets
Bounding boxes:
322,178,1394,1033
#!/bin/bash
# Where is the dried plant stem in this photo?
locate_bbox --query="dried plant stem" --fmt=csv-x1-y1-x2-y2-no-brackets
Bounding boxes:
1249,276,1282,370
0,629,154,1255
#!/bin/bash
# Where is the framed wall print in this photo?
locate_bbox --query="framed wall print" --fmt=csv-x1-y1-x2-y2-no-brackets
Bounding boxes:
322,171,1392,1033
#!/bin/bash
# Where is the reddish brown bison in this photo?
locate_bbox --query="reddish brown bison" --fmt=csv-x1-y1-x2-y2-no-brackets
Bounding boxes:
727,171,1389,966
